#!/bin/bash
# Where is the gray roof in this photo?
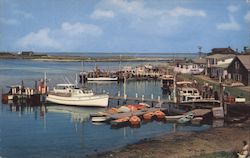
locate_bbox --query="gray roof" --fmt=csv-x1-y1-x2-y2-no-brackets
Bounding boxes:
237,55,250,70
191,58,206,64
205,54,235,60
211,63,230,69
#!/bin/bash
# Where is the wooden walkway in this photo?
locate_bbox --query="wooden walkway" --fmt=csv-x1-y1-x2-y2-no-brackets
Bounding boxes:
188,109,211,117
109,107,167,119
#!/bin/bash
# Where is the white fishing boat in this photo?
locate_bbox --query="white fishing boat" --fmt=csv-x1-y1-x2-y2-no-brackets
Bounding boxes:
87,77,118,81
46,84,109,107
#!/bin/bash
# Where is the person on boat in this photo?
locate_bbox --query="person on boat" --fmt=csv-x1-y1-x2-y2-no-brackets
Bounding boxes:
237,140,249,158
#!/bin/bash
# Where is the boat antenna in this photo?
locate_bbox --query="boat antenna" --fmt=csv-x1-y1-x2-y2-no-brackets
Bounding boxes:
119,54,121,72
75,73,78,87
64,76,71,84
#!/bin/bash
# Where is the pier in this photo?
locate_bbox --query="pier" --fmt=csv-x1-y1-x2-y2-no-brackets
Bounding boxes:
109,107,167,119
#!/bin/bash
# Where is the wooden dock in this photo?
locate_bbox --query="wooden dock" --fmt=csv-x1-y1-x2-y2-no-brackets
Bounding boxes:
109,107,167,119
188,109,211,117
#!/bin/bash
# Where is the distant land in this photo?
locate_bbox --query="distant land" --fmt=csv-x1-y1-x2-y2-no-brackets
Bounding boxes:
0,51,200,62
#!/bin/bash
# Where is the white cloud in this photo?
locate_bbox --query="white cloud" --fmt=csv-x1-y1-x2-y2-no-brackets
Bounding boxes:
16,22,103,50
216,16,240,31
91,10,115,19
62,22,103,36
16,28,62,49
244,11,250,23
14,10,33,19
92,0,206,36
167,7,206,17
227,5,239,13
0,17,19,25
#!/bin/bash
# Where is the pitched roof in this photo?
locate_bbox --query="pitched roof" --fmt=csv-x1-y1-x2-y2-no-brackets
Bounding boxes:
205,54,235,59
210,48,237,54
237,55,250,70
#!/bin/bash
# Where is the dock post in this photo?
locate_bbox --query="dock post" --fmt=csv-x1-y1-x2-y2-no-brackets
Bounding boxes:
124,94,127,100
224,103,227,116
151,94,154,100
118,91,120,97
158,96,161,102
142,95,144,101
136,93,138,98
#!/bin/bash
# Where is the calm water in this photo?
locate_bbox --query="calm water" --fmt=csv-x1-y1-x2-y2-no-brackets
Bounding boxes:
0,59,209,158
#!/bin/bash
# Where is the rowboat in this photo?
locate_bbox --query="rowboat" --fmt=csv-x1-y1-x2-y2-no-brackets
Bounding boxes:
91,116,109,122
110,117,130,126
154,110,165,119
165,115,185,121
143,112,154,120
129,115,141,125
191,117,203,125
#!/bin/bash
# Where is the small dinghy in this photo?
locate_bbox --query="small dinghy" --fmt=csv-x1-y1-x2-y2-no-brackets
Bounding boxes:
129,115,141,125
177,113,194,124
110,117,130,126
143,112,154,120
91,116,109,122
154,110,165,119
191,117,203,125
165,115,185,122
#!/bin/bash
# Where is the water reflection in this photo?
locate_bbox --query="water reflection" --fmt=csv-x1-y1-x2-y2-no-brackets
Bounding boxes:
46,105,105,123
0,103,212,158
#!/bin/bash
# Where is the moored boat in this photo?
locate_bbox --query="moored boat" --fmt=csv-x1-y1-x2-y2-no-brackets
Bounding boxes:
191,117,203,125
87,77,118,81
154,110,165,119
129,115,141,125
165,114,185,121
46,84,109,107
143,112,154,120
177,113,194,124
91,116,109,122
110,116,130,126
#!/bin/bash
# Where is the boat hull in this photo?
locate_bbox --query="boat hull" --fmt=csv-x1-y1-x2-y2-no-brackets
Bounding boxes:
46,94,109,107
87,77,118,81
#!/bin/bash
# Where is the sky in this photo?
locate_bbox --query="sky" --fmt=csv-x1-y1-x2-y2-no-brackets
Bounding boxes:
0,0,249,53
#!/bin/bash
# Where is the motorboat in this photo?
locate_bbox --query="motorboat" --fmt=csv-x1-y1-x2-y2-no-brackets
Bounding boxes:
87,77,118,82
46,84,109,107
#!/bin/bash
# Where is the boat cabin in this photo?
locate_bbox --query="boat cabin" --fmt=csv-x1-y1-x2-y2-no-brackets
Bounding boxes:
179,87,202,101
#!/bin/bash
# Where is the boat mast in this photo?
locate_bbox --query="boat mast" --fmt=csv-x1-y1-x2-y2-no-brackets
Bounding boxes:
81,61,84,87
75,73,78,87
44,72,47,93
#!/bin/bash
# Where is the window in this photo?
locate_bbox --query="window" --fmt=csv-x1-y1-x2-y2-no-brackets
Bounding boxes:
235,61,240,70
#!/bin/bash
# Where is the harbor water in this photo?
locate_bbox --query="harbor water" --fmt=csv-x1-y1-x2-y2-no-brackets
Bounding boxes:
0,59,210,158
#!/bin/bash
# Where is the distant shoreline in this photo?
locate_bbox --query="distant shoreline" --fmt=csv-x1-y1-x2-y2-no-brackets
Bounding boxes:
0,54,186,62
